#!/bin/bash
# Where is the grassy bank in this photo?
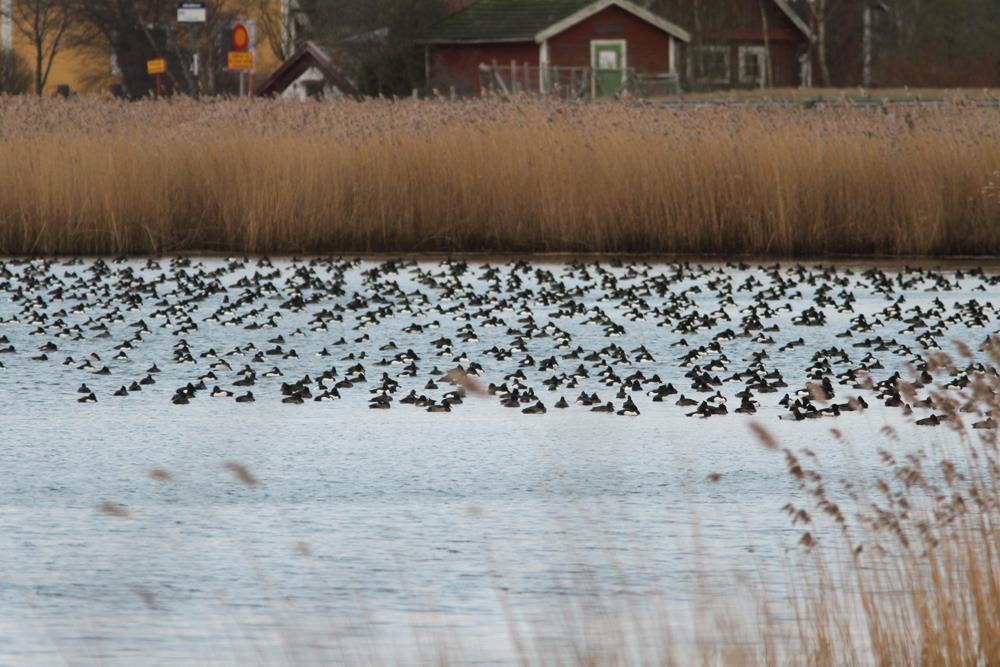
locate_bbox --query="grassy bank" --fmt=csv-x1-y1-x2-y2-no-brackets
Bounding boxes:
0,96,997,256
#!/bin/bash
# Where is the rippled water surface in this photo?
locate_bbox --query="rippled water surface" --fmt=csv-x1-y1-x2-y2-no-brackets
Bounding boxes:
0,257,996,664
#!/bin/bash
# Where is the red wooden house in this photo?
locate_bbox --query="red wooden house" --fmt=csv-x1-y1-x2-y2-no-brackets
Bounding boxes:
420,0,813,95
420,0,691,97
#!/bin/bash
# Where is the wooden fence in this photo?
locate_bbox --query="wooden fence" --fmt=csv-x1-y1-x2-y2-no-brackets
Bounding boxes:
478,62,681,99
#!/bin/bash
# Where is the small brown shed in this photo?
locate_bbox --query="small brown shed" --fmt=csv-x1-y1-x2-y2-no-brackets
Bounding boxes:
257,41,358,100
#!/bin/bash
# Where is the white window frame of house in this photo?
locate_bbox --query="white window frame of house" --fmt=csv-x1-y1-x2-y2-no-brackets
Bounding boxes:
738,46,767,87
690,45,730,85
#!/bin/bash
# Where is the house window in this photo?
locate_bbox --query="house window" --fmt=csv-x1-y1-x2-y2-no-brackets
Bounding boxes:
691,46,729,84
739,46,767,85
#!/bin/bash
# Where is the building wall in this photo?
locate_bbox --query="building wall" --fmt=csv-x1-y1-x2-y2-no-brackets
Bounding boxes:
824,0,864,86
0,0,287,95
694,0,809,88
427,42,540,96
546,5,674,73
427,6,681,96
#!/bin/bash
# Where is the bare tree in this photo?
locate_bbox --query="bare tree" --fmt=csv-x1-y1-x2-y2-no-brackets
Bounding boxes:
759,0,773,87
68,0,251,98
5,0,73,95
804,0,841,86
0,46,32,94
254,0,302,61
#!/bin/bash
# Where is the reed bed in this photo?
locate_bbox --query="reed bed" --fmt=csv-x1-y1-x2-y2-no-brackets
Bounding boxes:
0,96,998,256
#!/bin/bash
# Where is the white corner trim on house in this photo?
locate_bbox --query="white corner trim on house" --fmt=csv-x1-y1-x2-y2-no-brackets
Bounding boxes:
538,39,550,93
535,0,692,44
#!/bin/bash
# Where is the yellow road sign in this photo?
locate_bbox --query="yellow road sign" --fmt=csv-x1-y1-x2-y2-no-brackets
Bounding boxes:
228,51,254,72
147,59,166,76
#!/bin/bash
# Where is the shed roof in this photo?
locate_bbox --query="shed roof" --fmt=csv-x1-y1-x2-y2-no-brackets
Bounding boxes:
257,41,358,99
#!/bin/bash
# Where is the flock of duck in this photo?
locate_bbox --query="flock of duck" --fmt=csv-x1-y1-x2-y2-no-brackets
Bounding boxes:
0,256,998,427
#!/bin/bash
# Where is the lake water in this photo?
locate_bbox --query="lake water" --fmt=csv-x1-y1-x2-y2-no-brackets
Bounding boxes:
0,257,994,665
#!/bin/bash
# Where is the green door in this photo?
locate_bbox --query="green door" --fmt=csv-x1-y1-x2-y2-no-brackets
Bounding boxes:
593,41,625,98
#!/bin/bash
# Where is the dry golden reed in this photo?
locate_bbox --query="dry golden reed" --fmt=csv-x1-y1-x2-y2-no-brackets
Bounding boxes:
0,96,997,256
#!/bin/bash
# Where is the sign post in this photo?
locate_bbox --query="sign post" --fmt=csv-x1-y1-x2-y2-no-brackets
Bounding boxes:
177,2,207,96
176,1,207,24
147,58,167,99
227,51,254,96
228,22,255,98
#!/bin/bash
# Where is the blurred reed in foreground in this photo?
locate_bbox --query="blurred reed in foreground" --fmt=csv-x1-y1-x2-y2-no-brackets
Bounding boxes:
92,347,1000,665
0,96,997,257
484,346,1000,664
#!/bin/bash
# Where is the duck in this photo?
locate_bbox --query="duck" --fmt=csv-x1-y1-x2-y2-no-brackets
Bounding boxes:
617,397,640,416
314,388,341,401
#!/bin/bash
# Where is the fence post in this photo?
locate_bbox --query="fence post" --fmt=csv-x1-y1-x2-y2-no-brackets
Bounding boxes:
412,88,419,101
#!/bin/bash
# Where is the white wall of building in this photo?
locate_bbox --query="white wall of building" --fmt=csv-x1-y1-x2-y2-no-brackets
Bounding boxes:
279,66,346,101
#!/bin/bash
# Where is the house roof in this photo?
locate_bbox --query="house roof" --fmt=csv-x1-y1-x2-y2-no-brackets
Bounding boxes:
421,0,689,44
536,0,691,42
422,0,592,43
772,0,813,39
257,41,358,98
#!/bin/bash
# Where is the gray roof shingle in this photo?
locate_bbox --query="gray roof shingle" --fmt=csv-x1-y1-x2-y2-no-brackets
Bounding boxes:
421,0,593,43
